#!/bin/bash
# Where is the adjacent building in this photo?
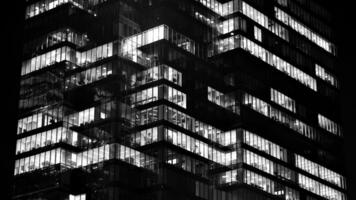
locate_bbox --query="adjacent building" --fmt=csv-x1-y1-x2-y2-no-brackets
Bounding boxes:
13,0,347,200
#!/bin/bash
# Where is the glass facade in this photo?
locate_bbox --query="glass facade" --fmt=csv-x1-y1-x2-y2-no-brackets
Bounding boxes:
318,114,342,136
315,64,339,88
23,28,89,55
17,106,63,134
296,154,346,189
15,127,83,154
129,85,186,108
25,0,105,19
243,129,288,162
14,0,346,200
271,88,296,112
274,7,336,55
243,93,320,141
130,65,182,88
207,87,239,114
212,35,317,91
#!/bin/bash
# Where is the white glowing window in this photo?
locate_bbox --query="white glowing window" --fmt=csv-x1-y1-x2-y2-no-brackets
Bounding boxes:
315,64,339,88
69,194,86,200
270,88,296,112
318,114,341,136
254,26,262,42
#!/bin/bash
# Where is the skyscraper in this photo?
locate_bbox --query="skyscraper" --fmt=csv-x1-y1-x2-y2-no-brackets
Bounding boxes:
13,0,347,200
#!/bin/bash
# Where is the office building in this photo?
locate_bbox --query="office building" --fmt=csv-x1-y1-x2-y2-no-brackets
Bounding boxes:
13,0,347,200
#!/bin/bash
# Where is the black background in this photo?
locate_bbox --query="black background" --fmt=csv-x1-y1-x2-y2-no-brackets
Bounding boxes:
2,1,355,200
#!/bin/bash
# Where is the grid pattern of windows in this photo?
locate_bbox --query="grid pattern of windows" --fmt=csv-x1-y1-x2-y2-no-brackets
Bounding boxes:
134,106,159,126
76,144,156,170
26,0,71,19
244,149,296,182
24,28,89,54
318,114,342,136
244,149,273,174
67,107,95,126
163,85,187,108
194,0,237,16
243,129,288,162
164,127,237,166
163,106,229,146
21,42,114,76
274,0,332,39
244,170,300,200
207,87,239,114
17,1,346,200
295,154,346,189
21,46,76,76
17,107,63,134
15,127,82,154
212,35,317,91
298,174,346,200
315,64,339,88
127,127,159,147
274,7,336,55
130,86,159,106
243,93,319,140
14,143,156,176
19,72,63,110
217,17,247,34
65,63,113,90
218,130,237,147
270,88,296,112
121,25,196,66
76,42,114,66
25,0,105,19
14,148,76,175
130,65,182,88
196,0,291,43
242,2,289,41
66,101,116,127
166,149,209,178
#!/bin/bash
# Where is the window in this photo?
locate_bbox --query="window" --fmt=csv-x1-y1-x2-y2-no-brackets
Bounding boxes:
212,35,317,91
207,86,239,114
298,174,345,200
315,64,339,88
271,88,296,112
318,114,341,136
244,170,300,199
243,129,288,162
243,93,319,141
296,154,346,189
242,2,289,41
254,26,262,42
274,7,336,55
69,194,86,200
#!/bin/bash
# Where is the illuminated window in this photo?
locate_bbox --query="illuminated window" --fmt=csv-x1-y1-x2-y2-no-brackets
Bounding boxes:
270,88,296,112
208,86,239,114
318,114,341,136
212,35,317,91
243,129,288,162
274,7,336,55
315,64,339,88
295,154,346,189
243,93,319,140
254,26,262,42
298,174,345,200
69,194,86,200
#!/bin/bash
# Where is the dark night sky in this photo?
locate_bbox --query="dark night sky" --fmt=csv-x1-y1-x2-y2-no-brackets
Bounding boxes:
2,1,356,200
